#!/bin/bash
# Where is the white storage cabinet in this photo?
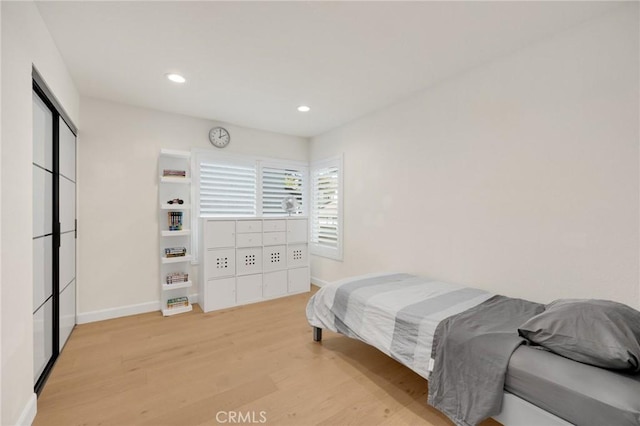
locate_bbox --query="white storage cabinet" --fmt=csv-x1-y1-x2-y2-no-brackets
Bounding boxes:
200,217,310,313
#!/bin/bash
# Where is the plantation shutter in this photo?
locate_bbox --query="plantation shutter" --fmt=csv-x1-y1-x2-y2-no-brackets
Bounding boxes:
261,166,305,216
310,156,342,259
199,161,257,216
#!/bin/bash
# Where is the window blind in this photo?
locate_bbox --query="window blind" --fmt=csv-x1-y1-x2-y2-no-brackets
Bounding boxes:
199,162,257,217
310,163,340,255
261,166,305,216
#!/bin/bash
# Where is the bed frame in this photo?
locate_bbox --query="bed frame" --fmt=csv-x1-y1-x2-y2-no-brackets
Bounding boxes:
312,326,571,426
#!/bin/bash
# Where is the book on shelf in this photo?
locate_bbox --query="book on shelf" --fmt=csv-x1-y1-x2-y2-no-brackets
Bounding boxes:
166,272,189,284
167,296,189,309
164,247,187,257
162,169,186,178
168,211,183,231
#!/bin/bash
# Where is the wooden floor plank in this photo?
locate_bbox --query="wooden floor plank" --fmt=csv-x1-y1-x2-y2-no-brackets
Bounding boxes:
34,288,500,426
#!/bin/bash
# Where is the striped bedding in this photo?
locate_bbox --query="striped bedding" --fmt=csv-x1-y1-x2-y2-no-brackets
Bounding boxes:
305,272,494,379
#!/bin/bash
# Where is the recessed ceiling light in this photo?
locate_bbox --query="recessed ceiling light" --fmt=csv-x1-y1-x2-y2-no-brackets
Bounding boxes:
166,73,186,84
297,105,311,112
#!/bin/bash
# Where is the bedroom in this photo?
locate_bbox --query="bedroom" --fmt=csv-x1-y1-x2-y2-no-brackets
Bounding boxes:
1,1,639,425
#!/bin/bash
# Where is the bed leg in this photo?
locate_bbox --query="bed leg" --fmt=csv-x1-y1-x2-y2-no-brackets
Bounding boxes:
313,327,322,342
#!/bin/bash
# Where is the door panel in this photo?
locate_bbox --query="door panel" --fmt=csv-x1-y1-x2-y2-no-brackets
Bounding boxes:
33,298,53,383
59,117,76,181
33,167,53,237
59,177,75,233
59,232,76,289
33,237,53,311
32,92,53,170
59,280,76,351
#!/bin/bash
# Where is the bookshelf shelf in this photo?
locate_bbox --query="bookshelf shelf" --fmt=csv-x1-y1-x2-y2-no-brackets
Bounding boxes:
161,254,192,264
160,148,190,159
160,176,191,184
161,229,191,237
162,304,193,316
162,280,192,291
159,149,193,317
161,203,191,210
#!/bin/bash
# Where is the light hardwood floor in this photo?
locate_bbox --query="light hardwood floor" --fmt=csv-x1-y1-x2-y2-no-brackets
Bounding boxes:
34,288,500,426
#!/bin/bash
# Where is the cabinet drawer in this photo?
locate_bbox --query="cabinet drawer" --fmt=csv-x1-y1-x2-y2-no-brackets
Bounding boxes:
262,231,286,246
236,232,262,247
287,244,308,268
263,245,286,271
263,220,286,232
237,220,262,233
204,220,235,248
287,219,308,243
263,270,287,298
236,247,263,276
236,274,262,304
288,267,310,294
205,248,235,279
203,277,235,312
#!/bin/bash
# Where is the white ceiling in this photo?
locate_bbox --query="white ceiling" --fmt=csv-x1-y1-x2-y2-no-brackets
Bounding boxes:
36,1,620,138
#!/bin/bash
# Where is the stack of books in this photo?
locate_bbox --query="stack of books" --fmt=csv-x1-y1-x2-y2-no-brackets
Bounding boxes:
163,169,186,178
165,247,187,258
168,211,183,231
166,272,189,284
167,296,189,309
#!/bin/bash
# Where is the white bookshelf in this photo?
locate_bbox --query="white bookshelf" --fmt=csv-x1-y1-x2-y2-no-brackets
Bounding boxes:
159,149,193,316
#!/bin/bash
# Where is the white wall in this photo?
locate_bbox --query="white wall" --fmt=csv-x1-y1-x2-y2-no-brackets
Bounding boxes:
310,5,640,309
0,2,2,420
1,2,80,425
77,97,308,320
0,3,3,423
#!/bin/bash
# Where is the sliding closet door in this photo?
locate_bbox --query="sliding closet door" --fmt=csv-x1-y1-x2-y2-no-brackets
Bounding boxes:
58,117,76,350
32,75,78,393
32,91,54,384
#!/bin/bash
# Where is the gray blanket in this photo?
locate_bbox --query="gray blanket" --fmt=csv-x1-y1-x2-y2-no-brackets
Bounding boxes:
428,295,544,426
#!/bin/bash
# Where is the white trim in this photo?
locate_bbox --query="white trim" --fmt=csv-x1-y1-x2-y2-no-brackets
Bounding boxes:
77,293,200,324
15,393,37,426
191,148,308,169
310,276,330,288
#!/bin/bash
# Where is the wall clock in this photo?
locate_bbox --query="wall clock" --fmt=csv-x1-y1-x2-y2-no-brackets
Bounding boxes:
209,127,230,148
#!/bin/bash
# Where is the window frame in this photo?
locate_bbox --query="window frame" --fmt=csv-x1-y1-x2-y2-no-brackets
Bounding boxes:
310,154,344,261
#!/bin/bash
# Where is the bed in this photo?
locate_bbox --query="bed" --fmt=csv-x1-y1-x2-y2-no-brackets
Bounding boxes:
306,273,640,426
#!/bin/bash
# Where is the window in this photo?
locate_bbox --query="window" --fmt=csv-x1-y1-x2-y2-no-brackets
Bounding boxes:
199,161,257,217
261,166,305,216
196,152,307,218
310,155,343,260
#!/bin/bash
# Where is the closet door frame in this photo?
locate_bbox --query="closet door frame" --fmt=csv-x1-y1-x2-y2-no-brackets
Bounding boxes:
33,72,78,395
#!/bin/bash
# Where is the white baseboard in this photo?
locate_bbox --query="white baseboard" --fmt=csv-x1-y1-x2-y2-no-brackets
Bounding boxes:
77,294,199,324
77,301,160,324
16,393,37,426
310,276,330,288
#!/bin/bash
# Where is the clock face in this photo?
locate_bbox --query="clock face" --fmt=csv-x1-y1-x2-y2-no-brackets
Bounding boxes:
209,127,230,148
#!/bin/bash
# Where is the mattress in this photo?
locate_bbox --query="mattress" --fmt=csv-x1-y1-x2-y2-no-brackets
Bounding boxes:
506,345,640,426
